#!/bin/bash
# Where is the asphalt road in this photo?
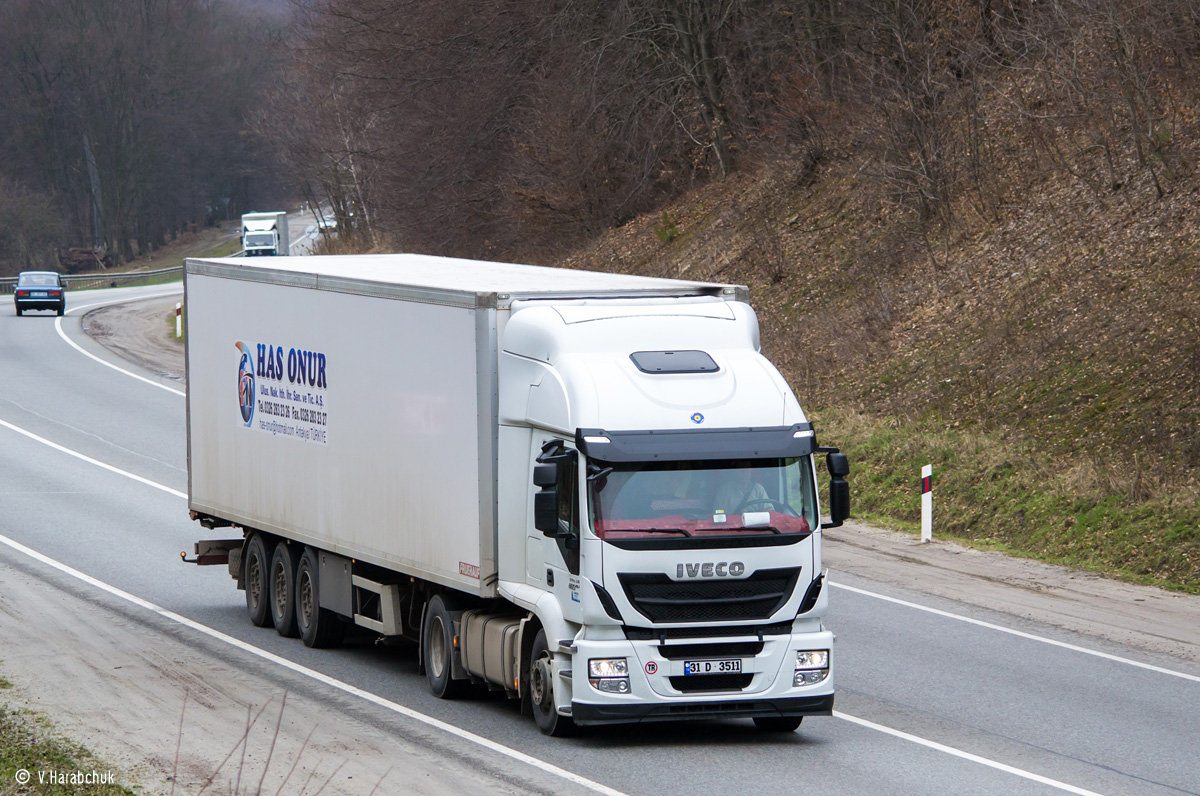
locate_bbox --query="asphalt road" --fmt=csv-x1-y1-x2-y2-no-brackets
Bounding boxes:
1,283,1198,796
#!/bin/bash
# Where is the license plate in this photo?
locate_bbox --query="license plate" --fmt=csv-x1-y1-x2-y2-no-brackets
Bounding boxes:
683,658,742,675
32,292,47,297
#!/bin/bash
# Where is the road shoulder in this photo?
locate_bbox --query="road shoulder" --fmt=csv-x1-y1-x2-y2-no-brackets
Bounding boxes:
0,550,586,796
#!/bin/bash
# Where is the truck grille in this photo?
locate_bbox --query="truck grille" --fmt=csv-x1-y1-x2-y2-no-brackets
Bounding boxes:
618,567,800,623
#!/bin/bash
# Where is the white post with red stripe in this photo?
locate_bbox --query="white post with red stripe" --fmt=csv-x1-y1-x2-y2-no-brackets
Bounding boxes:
175,302,182,338
921,464,932,543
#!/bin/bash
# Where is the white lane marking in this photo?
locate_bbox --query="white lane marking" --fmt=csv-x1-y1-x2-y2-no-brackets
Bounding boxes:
0,418,187,500
830,581,1200,684
0,416,1153,796
0,531,626,796
834,712,1108,796
55,290,186,397
0,395,184,475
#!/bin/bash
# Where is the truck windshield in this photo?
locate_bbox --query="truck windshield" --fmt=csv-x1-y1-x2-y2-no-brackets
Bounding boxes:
588,457,818,540
245,233,276,247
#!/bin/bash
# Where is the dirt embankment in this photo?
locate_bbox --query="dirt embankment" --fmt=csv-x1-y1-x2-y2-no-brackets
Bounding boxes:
81,297,187,384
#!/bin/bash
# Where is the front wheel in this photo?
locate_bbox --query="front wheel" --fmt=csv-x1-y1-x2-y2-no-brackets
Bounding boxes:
423,594,467,698
528,629,574,737
753,716,803,732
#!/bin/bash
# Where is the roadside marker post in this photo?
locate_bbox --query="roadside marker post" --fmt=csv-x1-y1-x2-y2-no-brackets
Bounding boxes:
175,303,182,338
921,464,932,543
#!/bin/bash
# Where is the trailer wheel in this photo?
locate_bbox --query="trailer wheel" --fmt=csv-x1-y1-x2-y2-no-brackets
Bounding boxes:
296,547,345,649
269,542,300,638
244,533,273,628
753,716,803,732
529,629,574,737
422,595,466,699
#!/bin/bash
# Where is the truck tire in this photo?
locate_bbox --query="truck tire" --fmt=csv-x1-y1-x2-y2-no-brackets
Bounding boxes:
244,533,273,628
753,716,803,732
422,595,466,699
296,547,345,649
269,542,300,638
529,629,574,737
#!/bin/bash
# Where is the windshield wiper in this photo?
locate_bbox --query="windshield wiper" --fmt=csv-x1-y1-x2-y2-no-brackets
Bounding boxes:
607,527,692,537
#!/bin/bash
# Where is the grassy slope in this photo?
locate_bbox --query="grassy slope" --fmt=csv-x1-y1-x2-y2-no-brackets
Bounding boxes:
1,666,134,796
562,149,1200,593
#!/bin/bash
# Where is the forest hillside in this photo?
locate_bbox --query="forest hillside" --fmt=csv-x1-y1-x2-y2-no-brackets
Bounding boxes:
280,0,1200,589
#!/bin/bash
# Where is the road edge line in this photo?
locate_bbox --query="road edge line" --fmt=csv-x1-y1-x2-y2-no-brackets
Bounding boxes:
829,581,1200,684
833,711,1107,796
55,291,186,397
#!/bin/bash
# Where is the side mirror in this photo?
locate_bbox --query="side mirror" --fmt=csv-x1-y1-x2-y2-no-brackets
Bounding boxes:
821,450,850,529
533,440,571,536
533,463,557,488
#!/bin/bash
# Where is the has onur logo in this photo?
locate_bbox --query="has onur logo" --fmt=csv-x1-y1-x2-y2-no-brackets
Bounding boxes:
236,342,255,426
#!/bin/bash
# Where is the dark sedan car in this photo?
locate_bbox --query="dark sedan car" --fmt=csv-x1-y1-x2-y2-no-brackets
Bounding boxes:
14,271,66,316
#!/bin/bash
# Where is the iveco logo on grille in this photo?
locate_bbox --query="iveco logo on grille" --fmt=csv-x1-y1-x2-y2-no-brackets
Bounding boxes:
674,562,746,579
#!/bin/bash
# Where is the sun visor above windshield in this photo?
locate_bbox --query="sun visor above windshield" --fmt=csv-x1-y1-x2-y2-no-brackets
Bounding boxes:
575,423,815,462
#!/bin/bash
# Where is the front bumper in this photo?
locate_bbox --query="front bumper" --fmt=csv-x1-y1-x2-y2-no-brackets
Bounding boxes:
567,627,835,727
573,693,833,726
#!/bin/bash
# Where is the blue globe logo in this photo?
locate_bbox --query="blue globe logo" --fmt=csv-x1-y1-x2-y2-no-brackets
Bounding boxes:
236,342,255,425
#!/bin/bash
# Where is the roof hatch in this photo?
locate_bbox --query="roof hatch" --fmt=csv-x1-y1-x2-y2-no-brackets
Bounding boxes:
629,350,719,374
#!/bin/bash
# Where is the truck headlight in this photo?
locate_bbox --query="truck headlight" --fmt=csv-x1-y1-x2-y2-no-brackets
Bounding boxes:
588,658,628,678
794,649,830,687
588,658,631,693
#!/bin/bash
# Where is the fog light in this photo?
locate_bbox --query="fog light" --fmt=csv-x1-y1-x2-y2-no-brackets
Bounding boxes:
590,677,631,693
794,670,828,686
588,658,628,678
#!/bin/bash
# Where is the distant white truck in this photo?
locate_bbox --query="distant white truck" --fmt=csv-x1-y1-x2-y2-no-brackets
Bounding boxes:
240,212,290,256
183,254,850,736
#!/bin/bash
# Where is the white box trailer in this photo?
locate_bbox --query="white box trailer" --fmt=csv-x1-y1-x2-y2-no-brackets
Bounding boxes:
185,253,849,736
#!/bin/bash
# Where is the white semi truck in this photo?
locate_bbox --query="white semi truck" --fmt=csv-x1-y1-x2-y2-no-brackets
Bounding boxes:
184,254,849,736
240,212,290,256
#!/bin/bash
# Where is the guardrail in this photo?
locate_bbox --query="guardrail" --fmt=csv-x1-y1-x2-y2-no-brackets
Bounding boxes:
0,266,183,295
